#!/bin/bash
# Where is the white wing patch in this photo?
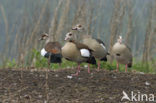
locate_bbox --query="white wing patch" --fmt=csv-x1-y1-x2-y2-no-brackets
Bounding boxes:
100,43,106,50
41,48,47,56
80,49,90,57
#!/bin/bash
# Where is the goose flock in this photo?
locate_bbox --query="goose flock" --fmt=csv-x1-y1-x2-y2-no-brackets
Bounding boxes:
40,24,133,76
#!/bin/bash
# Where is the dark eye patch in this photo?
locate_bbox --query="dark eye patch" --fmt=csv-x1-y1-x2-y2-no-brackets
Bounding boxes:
42,34,48,38
116,53,120,56
69,33,72,36
42,35,46,37
78,25,82,28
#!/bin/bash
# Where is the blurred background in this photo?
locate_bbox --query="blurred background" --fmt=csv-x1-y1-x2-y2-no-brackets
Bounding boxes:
0,0,156,72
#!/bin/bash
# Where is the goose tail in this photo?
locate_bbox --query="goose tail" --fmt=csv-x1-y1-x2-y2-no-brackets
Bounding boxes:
86,56,96,65
100,56,107,61
128,62,132,68
45,53,62,63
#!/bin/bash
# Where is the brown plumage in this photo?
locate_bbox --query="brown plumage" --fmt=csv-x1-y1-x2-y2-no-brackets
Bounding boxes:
72,24,109,71
69,40,93,52
39,33,62,64
45,42,62,54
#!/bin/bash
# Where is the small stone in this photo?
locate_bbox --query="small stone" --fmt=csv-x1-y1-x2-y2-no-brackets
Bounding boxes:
55,74,59,77
24,95,30,99
84,65,88,68
145,81,150,86
67,75,73,79
38,95,42,98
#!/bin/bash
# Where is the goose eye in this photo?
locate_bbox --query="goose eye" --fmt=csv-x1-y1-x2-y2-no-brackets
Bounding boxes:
42,34,48,37
69,33,72,36
78,25,82,28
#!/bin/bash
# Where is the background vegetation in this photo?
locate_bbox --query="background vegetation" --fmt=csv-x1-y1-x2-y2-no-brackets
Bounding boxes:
0,0,156,73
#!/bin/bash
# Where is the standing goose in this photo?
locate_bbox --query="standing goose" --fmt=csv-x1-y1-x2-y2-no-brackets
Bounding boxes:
112,36,133,72
39,33,62,66
72,24,109,71
62,32,96,76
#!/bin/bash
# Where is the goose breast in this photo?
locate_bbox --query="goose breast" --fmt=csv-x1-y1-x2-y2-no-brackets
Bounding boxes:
112,43,132,65
62,42,86,63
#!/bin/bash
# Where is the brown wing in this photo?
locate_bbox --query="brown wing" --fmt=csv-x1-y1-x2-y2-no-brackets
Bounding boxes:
45,42,62,54
70,40,93,52
95,38,106,46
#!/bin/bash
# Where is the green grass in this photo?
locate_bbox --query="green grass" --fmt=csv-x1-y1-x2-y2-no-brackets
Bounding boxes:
3,59,17,68
1,49,155,74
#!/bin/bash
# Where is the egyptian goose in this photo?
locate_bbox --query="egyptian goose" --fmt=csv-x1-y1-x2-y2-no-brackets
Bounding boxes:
72,24,109,71
62,32,96,76
112,36,133,72
39,33,62,66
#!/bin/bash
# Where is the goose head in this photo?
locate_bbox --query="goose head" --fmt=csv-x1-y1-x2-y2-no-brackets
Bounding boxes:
117,35,123,44
72,24,84,32
39,33,49,40
64,32,75,41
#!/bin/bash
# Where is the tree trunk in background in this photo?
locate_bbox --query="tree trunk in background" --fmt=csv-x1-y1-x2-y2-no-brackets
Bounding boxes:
148,1,156,62
142,5,153,67
125,0,133,45
27,0,49,65
87,8,93,36
148,1,156,72
0,4,9,66
26,0,49,47
72,1,84,26
116,1,126,38
71,1,87,40
97,0,103,39
109,0,120,50
109,0,124,62
56,0,71,41
49,0,63,42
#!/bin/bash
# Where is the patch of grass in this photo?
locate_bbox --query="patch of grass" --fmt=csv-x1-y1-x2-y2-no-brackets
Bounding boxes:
1,49,155,74
27,49,78,69
100,59,155,73
4,59,17,68
132,62,155,73
100,61,116,71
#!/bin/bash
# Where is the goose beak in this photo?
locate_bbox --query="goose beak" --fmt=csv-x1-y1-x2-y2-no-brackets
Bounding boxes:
64,36,68,41
107,52,110,55
72,27,77,30
39,38,42,41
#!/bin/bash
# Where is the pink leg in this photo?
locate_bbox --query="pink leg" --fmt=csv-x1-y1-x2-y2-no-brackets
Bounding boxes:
116,62,119,72
88,64,90,74
72,64,80,76
97,61,100,71
125,64,127,72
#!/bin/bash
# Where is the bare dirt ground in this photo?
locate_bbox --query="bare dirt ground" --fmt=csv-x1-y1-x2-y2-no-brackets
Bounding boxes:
0,68,156,103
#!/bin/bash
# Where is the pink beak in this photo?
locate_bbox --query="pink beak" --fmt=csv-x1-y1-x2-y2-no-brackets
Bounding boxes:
64,36,68,41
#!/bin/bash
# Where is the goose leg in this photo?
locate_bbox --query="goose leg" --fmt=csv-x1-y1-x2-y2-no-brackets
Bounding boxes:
125,64,127,72
72,64,80,76
88,64,90,74
97,61,100,71
48,55,51,69
116,62,119,72
48,60,50,68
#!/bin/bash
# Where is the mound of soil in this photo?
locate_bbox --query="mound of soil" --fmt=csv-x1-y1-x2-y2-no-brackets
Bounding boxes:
0,68,156,103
